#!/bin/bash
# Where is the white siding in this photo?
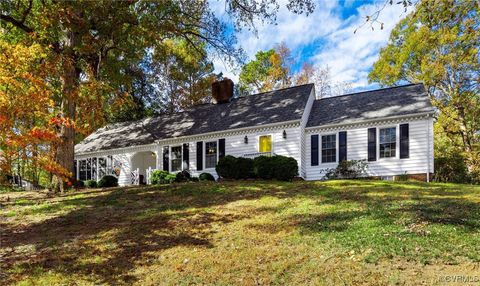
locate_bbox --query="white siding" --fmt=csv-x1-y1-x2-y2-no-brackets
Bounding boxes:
305,117,434,180
156,126,301,179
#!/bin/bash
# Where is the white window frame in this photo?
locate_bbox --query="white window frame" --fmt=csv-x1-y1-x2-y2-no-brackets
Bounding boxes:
170,145,183,173
377,125,399,160
257,134,274,154
321,133,338,164
204,139,219,170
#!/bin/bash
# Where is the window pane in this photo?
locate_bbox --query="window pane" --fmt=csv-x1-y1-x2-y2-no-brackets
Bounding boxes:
205,141,217,169
321,134,336,163
171,146,182,172
86,158,92,180
99,158,106,178
79,160,87,181
379,127,396,158
259,135,272,153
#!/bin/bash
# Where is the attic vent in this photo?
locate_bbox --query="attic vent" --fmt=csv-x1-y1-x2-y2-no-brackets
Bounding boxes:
212,78,234,104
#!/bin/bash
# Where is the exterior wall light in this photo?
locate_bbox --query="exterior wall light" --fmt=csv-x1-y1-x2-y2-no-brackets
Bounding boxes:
244,135,248,144
283,130,287,139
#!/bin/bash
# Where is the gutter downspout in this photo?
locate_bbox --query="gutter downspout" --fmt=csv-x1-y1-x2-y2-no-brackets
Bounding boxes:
426,116,431,182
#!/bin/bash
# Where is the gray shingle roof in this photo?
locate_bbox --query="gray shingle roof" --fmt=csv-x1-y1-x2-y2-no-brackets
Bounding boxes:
306,84,434,128
75,84,314,154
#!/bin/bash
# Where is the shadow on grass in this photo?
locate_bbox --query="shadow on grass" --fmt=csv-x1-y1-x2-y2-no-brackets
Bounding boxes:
0,182,302,285
1,180,479,284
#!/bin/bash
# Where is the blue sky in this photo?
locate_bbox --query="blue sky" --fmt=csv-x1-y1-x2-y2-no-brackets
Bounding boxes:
210,0,411,92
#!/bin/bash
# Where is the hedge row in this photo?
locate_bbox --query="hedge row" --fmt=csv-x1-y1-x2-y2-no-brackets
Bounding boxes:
216,155,298,181
150,170,215,185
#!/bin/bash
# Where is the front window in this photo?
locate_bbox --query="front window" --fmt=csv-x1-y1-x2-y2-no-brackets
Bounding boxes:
322,134,336,163
99,158,106,178
79,160,87,181
205,141,218,169
259,135,272,153
379,127,396,158
171,146,182,172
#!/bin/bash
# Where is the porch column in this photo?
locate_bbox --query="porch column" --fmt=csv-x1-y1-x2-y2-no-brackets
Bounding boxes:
76,160,79,180
156,146,162,170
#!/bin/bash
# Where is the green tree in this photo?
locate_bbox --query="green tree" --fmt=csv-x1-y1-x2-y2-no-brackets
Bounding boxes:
369,0,479,178
151,40,219,113
0,0,314,191
238,42,292,94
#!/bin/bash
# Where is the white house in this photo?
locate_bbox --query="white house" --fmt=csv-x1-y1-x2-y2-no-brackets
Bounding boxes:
74,80,435,185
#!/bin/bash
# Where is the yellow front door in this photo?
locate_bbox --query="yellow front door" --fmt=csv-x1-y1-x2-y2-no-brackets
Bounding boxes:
259,135,272,153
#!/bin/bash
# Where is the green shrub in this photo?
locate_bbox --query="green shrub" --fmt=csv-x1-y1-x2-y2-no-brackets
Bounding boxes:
199,172,215,181
236,157,255,179
434,155,470,183
97,175,118,188
216,156,254,179
175,170,191,182
150,170,170,185
253,155,298,181
190,177,199,182
253,156,275,179
272,156,298,181
165,174,177,184
75,180,85,188
324,160,368,179
85,180,97,188
216,155,237,179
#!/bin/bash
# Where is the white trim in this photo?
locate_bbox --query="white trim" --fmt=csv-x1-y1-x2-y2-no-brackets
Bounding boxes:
377,125,398,160
427,118,431,182
204,139,219,171
305,112,434,133
170,145,183,173
320,133,337,164
257,134,274,154
75,120,300,158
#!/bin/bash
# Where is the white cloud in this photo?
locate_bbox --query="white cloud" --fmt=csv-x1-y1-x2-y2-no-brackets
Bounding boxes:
312,3,411,90
211,0,411,90
210,0,343,82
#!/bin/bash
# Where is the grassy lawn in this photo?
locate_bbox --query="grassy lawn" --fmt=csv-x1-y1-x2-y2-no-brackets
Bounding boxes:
1,180,479,285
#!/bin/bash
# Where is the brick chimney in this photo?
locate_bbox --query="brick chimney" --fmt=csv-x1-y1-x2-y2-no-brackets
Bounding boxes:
212,78,234,104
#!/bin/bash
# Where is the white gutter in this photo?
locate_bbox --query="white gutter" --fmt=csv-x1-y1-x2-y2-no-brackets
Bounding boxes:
75,119,301,157
305,111,435,131
426,117,431,182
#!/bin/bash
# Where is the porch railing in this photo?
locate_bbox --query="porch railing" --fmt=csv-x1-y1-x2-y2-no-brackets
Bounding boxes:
146,167,158,185
131,168,139,185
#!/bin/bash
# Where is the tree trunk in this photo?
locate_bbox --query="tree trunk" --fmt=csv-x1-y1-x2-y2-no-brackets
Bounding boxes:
54,32,79,193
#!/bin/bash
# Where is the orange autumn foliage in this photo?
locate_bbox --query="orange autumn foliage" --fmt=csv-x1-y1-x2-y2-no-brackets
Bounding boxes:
0,42,70,182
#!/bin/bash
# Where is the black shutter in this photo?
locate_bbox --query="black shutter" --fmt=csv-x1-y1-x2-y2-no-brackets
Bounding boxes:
400,123,409,159
183,143,189,170
219,138,226,159
196,141,203,171
368,128,377,161
311,134,319,166
162,146,169,171
339,131,347,162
